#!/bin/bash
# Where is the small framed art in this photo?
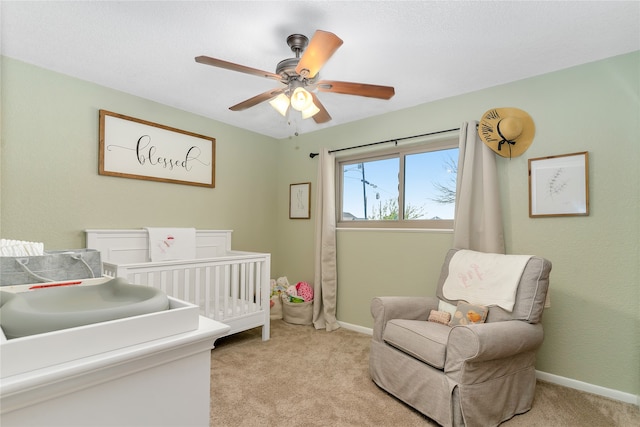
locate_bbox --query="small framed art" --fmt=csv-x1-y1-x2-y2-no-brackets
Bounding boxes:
528,152,589,217
289,182,311,219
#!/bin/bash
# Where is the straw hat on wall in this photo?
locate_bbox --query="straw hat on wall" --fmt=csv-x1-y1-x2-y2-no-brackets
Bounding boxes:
478,108,535,158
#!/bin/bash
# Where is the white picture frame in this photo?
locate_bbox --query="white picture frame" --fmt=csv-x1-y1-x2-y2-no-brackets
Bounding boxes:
289,182,311,219
529,152,589,217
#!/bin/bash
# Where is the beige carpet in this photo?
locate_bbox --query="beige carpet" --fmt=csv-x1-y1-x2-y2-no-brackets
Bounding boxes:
210,320,639,426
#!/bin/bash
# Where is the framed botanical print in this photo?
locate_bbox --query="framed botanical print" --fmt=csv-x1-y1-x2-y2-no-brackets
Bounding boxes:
289,182,311,219
529,152,589,217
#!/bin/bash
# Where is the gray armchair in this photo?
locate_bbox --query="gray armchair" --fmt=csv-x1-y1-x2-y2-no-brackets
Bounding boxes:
369,248,551,427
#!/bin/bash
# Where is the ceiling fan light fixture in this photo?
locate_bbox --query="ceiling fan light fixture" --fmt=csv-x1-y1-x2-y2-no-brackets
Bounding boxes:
196,30,394,126
290,87,313,111
301,102,320,119
269,93,290,116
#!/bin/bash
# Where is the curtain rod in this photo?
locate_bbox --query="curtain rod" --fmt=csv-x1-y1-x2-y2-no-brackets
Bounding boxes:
309,127,461,158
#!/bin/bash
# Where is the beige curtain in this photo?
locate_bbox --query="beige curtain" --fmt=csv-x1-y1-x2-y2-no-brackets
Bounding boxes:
453,121,505,254
313,148,340,331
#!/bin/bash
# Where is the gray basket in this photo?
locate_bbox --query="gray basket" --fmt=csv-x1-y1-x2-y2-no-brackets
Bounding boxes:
281,295,313,325
0,249,103,286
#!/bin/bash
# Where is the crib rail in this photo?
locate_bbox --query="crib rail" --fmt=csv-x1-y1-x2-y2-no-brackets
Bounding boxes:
102,251,270,339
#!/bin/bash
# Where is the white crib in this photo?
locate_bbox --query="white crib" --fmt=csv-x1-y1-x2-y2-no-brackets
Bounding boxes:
85,229,270,341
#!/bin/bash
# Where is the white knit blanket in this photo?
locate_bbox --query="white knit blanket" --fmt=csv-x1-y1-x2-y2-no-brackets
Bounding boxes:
145,227,196,262
442,250,532,312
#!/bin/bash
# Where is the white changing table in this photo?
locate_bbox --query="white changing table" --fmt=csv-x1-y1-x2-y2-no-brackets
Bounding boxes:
0,279,230,427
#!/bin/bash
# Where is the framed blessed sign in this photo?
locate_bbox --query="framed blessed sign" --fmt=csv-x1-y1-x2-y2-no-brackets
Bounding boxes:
529,152,589,217
99,110,215,187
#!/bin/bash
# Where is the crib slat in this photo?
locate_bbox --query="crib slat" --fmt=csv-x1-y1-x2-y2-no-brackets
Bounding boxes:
225,264,232,320
255,262,261,309
171,269,179,298
241,263,246,313
206,266,213,319
242,262,247,313
160,271,167,294
233,264,240,317
249,262,255,313
192,268,200,309
152,271,157,289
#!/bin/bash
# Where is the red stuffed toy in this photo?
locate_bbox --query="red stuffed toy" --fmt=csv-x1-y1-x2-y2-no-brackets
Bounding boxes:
295,281,314,302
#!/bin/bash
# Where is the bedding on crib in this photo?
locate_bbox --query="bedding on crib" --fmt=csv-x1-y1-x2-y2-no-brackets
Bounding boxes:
85,229,270,341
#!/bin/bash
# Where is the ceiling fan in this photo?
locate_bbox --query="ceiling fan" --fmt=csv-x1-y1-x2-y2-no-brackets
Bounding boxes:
195,30,395,124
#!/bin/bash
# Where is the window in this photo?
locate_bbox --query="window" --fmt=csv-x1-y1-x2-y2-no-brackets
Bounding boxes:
337,136,458,229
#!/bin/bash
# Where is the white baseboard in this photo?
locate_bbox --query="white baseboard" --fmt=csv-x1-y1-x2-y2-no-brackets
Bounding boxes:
337,321,639,407
535,370,639,406
338,320,372,336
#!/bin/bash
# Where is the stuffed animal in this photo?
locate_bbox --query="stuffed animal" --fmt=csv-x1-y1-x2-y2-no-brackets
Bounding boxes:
295,281,314,302
270,277,290,298
276,276,290,289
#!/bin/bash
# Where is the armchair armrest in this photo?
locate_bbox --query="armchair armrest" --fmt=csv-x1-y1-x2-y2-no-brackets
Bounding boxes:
370,296,439,342
445,321,544,378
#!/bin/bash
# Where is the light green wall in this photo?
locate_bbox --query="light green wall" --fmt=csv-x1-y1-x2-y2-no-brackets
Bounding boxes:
0,57,279,258
2,53,638,397
276,52,639,396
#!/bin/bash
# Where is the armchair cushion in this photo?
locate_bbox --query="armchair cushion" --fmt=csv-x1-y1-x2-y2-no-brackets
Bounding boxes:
383,319,450,369
370,296,438,342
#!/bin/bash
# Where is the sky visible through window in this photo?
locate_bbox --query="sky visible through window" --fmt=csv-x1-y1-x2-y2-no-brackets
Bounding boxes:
342,148,458,220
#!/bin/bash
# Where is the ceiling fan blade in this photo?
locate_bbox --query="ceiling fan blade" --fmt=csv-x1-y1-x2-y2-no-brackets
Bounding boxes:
295,30,343,79
195,56,282,81
316,80,395,99
229,88,285,111
310,93,331,124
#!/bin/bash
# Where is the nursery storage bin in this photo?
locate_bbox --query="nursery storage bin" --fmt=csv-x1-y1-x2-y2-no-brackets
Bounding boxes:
281,295,313,325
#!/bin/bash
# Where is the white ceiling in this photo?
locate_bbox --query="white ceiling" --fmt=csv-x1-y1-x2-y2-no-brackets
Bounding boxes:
2,1,639,139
